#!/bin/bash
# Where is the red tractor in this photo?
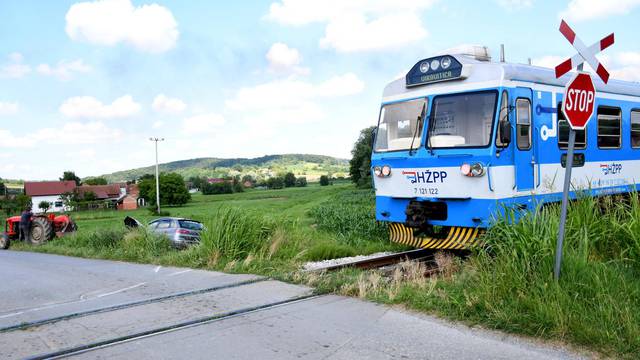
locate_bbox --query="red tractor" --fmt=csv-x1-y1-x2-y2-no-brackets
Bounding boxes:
1,213,77,249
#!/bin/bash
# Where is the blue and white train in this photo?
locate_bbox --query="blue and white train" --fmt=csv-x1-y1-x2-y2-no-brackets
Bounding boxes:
371,46,640,249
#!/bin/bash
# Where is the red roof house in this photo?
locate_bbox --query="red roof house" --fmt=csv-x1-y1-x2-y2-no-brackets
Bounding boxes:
24,181,77,196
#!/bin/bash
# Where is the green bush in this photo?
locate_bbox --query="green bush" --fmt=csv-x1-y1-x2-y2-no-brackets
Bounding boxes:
202,182,233,195
319,175,330,186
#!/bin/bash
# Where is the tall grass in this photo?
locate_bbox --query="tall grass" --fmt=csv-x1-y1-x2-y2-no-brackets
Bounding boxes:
308,190,387,245
371,194,640,357
198,207,276,260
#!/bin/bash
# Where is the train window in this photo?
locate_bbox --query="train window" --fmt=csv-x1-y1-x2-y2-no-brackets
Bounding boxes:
428,91,498,148
374,98,427,152
597,106,621,149
631,110,640,148
557,102,586,149
496,90,509,147
516,98,531,150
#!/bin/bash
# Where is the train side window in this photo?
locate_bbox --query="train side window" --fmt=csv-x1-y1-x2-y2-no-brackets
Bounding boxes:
631,110,640,148
597,106,621,149
516,98,531,150
557,102,586,149
496,90,509,147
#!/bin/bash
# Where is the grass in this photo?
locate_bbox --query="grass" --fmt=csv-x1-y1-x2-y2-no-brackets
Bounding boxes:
10,184,640,357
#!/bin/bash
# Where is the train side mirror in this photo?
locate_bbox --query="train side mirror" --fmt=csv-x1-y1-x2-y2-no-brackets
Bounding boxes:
499,120,512,145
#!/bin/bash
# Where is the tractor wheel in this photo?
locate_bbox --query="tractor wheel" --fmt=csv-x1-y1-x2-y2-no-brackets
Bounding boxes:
0,233,9,249
30,217,54,245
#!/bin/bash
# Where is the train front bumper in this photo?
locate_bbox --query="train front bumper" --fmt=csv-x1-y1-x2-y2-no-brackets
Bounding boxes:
389,223,485,250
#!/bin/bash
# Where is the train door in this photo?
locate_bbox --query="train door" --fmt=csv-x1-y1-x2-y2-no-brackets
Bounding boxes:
513,88,534,191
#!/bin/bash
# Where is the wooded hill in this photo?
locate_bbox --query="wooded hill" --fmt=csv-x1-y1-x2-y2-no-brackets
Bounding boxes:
101,154,349,183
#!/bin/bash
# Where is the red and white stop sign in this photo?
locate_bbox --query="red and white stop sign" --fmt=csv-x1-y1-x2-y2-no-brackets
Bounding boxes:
562,72,596,130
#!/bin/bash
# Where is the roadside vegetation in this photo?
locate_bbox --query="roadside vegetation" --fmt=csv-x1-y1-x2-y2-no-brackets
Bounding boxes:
9,182,640,357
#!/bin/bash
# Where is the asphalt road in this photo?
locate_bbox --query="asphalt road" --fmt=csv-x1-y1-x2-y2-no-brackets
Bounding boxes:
0,251,585,359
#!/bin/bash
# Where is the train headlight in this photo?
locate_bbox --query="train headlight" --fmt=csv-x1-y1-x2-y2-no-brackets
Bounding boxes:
381,165,392,177
373,166,382,177
441,56,451,69
460,163,485,177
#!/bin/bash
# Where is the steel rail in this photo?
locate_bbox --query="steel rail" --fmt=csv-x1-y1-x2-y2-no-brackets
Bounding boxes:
0,277,268,333
25,294,320,360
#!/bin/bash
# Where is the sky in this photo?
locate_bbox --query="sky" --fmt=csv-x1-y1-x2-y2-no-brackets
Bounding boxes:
1,0,639,180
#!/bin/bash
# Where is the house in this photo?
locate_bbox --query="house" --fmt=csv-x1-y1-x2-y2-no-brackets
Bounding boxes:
117,184,141,210
207,178,228,184
24,181,77,213
77,184,125,201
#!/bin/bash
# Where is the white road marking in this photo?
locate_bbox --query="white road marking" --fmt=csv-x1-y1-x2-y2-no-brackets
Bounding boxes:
168,269,192,277
154,266,162,273
96,282,146,298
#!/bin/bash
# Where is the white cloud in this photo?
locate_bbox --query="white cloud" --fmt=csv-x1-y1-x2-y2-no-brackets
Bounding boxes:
60,95,141,119
265,0,435,52
0,102,19,115
533,52,640,81
65,0,179,53
320,13,427,53
226,73,364,126
182,113,225,135
152,120,164,129
37,59,91,81
266,43,309,74
496,0,532,10
0,122,122,148
152,94,186,114
0,52,31,78
559,0,640,22
531,55,567,69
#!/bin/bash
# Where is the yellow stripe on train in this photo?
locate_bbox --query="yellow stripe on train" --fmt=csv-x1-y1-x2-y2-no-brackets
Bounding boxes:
389,223,484,250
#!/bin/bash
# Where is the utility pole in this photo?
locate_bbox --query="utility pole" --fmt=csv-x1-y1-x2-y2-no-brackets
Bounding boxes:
149,137,164,214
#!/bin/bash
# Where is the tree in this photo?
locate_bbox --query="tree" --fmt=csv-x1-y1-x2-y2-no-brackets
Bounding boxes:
202,182,233,195
349,126,376,188
295,177,307,187
267,177,285,189
0,178,5,195
60,171,82,185
147,173,191,206
83,191,97,202
84,177,108,185
319,175,330,186
138,175,156,202
284,172,296,187
38,201,50,213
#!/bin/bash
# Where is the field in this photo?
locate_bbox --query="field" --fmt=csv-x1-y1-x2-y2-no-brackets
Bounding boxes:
12,184,640,358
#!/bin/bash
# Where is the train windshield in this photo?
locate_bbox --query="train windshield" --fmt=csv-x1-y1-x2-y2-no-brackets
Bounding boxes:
428,91,498,148
374,98,427,152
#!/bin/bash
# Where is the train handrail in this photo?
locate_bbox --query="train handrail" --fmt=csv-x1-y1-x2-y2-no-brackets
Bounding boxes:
487,162,494,192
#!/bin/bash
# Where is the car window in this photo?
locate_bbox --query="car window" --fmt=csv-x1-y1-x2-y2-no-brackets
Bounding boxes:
148,220,160,229
179,220,203,231
156,220,172,229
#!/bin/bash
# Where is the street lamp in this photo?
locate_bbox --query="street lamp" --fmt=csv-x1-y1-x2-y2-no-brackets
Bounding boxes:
149,137,164,214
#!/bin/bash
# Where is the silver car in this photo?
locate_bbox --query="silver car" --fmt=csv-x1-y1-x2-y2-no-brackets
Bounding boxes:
125,216,204,248
148,217,204,248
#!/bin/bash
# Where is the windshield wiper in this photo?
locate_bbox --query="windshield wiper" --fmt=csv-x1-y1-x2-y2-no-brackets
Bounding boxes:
408,104,426,156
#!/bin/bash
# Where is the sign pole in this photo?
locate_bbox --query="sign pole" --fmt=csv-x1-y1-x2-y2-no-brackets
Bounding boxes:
554,129,576,280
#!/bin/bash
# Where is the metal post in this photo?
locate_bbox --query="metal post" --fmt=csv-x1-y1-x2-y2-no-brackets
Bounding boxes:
554,129,576,280
150,137,164,214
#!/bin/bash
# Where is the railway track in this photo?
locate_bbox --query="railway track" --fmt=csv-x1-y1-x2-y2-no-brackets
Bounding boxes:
1,278,317,360
313,249,438,272
25,294,319,360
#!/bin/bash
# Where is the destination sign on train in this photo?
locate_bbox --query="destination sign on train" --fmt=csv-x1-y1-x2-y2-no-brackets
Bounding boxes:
406,55,464,87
